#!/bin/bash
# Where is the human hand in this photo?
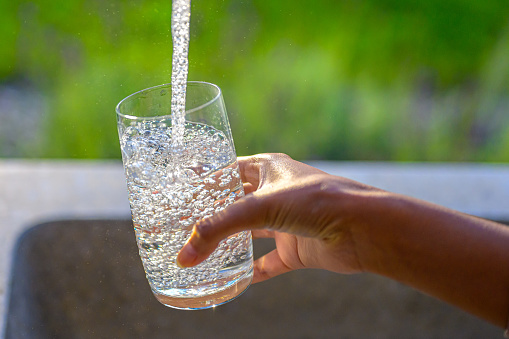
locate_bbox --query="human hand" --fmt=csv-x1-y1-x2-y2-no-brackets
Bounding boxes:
176,153,509,328
176,153,382,283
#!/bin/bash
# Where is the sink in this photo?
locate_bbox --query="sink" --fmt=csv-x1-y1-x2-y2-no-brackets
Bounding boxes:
5,219,501,338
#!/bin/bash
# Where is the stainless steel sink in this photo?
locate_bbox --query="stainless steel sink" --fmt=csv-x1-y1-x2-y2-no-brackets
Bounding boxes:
5,219,501,338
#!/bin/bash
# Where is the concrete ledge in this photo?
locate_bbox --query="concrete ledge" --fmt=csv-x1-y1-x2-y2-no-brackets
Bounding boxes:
1,160,508,337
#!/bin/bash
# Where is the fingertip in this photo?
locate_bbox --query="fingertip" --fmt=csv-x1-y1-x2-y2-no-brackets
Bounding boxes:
176,223,217,267
176,241,199,268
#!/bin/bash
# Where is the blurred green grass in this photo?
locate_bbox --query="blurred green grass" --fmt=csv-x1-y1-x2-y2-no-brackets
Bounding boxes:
1,0,508,161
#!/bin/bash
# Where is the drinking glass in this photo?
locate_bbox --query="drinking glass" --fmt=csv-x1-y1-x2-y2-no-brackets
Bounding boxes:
116,82,253,309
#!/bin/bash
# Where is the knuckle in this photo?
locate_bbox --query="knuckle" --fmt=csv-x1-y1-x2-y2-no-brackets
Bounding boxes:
194,218,215,241
274,152,292,160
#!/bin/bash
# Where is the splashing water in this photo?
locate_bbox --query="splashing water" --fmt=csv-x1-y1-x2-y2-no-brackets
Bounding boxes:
171,0,191,152
118,1,254,305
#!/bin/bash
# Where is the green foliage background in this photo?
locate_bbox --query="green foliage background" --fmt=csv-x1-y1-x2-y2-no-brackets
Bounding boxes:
1,0,509,161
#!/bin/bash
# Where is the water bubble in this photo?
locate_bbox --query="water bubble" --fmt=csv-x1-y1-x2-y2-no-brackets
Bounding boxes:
201,164,214,174
181,219,193,227
124,126,139,137
204,177,216,185
183,168,199,182
121,140,136,160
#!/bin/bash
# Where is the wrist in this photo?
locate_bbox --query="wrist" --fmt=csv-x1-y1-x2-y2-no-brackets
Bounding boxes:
347,190,414,275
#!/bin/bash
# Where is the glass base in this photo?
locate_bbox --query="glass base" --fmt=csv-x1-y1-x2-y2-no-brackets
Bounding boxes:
152,269,253,310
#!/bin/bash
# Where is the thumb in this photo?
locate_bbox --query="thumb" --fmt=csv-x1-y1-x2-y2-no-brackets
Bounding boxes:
176,193,268,267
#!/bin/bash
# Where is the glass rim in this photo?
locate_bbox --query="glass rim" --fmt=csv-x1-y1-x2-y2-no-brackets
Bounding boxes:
115,81,222,121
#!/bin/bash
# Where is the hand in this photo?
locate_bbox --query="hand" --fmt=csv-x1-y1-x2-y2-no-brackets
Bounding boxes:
176,153,509,328
176,153,383,283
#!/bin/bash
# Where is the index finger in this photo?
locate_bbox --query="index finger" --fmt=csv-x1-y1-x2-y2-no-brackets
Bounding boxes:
176,192,268,267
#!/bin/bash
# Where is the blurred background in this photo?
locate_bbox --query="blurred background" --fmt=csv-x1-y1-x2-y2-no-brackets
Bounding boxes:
1,0,508,161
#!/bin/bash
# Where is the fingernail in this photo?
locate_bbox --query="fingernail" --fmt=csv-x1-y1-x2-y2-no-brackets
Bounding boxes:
176,242,198,268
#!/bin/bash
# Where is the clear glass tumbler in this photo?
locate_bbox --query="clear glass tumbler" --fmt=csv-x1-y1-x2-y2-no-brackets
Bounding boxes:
116,82,253,309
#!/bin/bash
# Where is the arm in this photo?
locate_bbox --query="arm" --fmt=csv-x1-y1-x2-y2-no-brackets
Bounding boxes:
352,191,509,328
177,153,509,328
